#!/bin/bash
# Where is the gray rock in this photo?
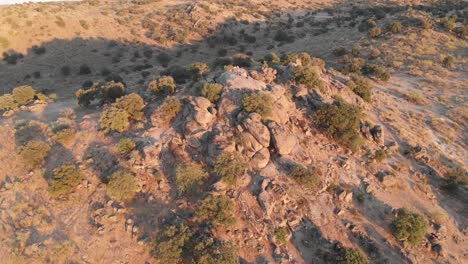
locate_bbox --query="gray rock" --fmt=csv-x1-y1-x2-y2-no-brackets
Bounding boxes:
268,122,297,155
243,113,270,148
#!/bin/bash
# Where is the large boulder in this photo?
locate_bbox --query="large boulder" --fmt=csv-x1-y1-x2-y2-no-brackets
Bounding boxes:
251,148,270,169
243,113,270,148
268,122,297,155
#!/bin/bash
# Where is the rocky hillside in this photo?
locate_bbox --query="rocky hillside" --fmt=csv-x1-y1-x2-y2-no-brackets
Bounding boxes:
0,0,467,264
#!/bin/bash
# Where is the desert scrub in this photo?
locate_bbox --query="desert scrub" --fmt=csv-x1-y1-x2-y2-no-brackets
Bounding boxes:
335,247,368,264
283,52,325,68
114,93,145,120
442,55,454,68
289,165,322,192
389,22,402,33
368,27,382,38
100,108,130,133
362,64,390,81
117,138,136,154
101,81,126,102
201,82,223,103
243,92,273,120
443,168,467,191
48,164,82,197
153,224,192,263
12,85,36,105
106,170,138,202
195,194,235,227
294,65,323,90
190,62,209,80
18,140,50,170
374,149,388,162
274,227,288,244
0,94,18,111
390,208,428,245
214,151,247,186
175,163,208,193
314,99,364,151
347,76,372,102
148,75,176,94
155,96,182,124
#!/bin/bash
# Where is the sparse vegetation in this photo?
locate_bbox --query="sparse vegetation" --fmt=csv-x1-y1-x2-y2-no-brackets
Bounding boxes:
155,96,182,124
274,227,288,244
48,164,83,197
214,151,247,186
243,92,273,120
336,248,368,264
390,208,428,245
443,168,467,191
106,170,137,202
289,165,322,192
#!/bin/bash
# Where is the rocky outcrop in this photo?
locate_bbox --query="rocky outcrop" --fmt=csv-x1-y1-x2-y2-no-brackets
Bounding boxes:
243,113,270,148
268,121,297,155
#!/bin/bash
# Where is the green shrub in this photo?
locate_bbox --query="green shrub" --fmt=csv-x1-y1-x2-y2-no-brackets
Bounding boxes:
175,163,208,193
76,86,99,106
418,18,432,30
18,140,50,170
283,52,325,68
347,76,372,102
243,92,273,120
0,94,18,111
106,170,138,202
336,248,368,264
117,138,136,154
374,149,388,162
274,227,288,244
341,58,366,74
440,17,456,31
264,52,281,64
231,53,253,67
100,108,130,133
156,96,182,123
390,208,428,245
12,85,36,105
190,62,209,80
201,82,223,103
442,56,454,68
48,164,82,197
114,93,145,120
314,99,364,151
195,194,235,227
294,65,323,90
53,128,76,144
443,168,467,191
153,224,192,263
148,75,176,94
289,165,322,191
214,151,247,186
368,27,382,38
369,49,381,60
78,64,91,75
389,22,402,33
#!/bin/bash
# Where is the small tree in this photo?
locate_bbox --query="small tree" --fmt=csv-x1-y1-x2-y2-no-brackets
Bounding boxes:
294,65,323,90
76,86,99,107
175,163,208,193
153,224,192,263
443,168,467,191
101,81,126,102
214,151,247,186
390,208,428,245
12,85,36,105
0,94,18,111
195,194,235,227
243,92,273,120
114,93,145,120
48,164,83,197
289,165,322,192
201,82,223,103
106,170,138,202
18,140,50,170
100,108,130,133
347,76,372,102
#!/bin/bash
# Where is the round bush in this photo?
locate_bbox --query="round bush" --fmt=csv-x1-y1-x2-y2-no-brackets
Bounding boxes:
106,170,138,202
201,83,223,103
0,94,18,111
390,208,428,245
117,138,136,154
18,140,50,170
289,165,322,191
175,163,208,193
214,151,247,186
48,164,82,197
114,93,145,120
100,107,130,133
195,194,235,227
243,92,273,120
12,85,36,105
